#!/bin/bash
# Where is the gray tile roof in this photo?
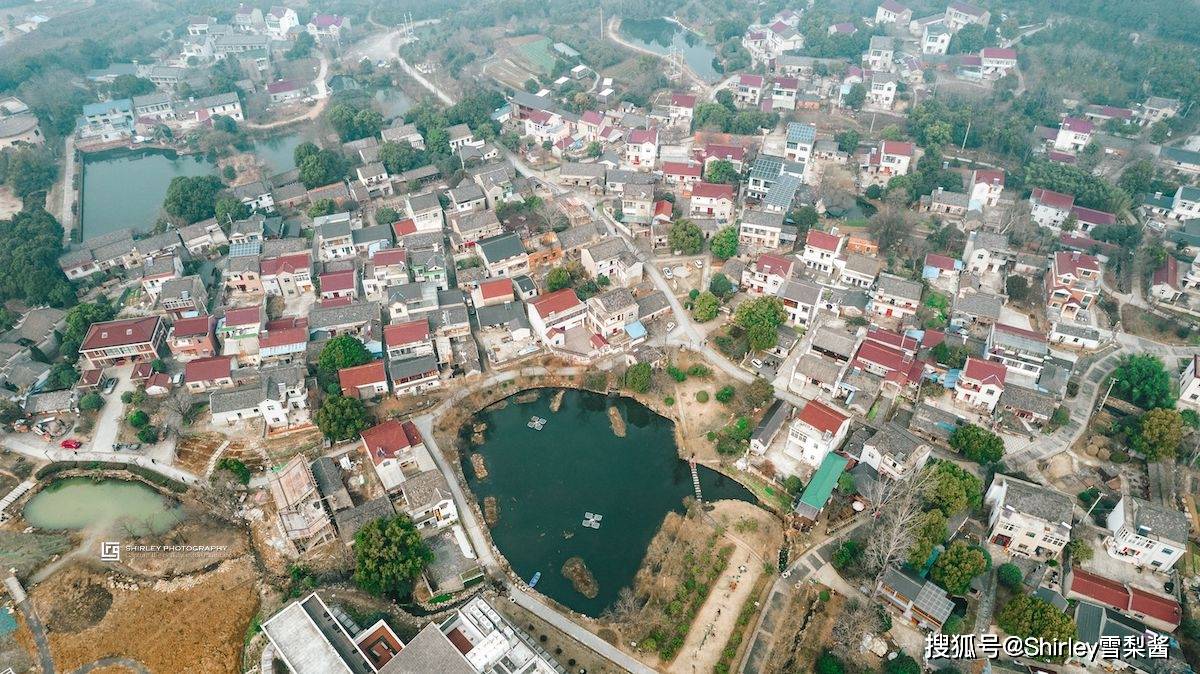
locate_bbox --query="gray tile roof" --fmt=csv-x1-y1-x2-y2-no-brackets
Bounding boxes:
383,624,475,674
779,279,822,305
399,469,452,511
636,291,670,318
477,233,525,262
809,325,858,360
1000,384,1057,418
333,496,395,543
867,421,927,459
388,354,438,379
351,224,393,246
209,363,305,414
452,209,500,236
795,354,843,384
406,191,441,213
752,399,792,444
474,301,529,330
908,402,963,441
308,301,380,331
954,291,1003,320
842,253,882,277
559,161,607,179
994,474,1073,525
876,273,923,301
584,237,626,263
556,222,604,251
1129,496,1189,543
592,287,636,313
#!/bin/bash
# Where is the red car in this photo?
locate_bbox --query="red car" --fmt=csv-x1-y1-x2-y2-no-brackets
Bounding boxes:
59,439,82,450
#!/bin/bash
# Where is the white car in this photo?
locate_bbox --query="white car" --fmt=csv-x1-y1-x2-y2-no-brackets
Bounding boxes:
751,358,764,369
666,322,676,331
694,259,704,269
663,267,673,279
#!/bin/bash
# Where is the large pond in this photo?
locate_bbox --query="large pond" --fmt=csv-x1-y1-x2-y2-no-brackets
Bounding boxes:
252,131,309,175
462,388,755,616
23,477,183,534
620,17,722,83
80,148,214,240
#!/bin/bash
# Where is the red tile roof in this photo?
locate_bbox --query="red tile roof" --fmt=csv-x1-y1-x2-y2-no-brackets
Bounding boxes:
755,253,794,277
627,128,657,145
691,182,733,200
224,306,262,327
797,399,849,435
81,316,163,351
530,288,582,318
371,248,407,266
339,360,387,391
259,325,308,348
774,76,799,89
865,328,918,353
1069,205,1116,227
962,356,1007,386
392,218,417,237
1061,116,1094,134
320,270,356,293
185,355,232,383
974,169,1004,187
580,110,604,126
994,322,1047,344
805,230,842,252
924,253,959,271
881,140,914,157
663,161,702,177
1154,256,1179,289
320,296,352,308
705,144,745,161
670,93,696,108
854,340,909,373
738,74,764,87
478,278,513,301
654,200,673,219
1054,250,1100,276
360,419,424,465
172,315,212,338
131,361,154,381
1031,187,1074,210
384,318,430,346
980,47,1016,60
1046,150,1077,165
260,252,310,276
1069,568,1181,627
1129,586,1183,627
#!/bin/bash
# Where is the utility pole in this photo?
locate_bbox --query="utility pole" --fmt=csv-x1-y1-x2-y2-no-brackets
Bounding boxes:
961,117,971,152
1096,377,1118,414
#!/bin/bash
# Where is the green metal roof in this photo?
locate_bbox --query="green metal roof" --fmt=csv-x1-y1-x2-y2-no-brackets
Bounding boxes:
798,453,848,511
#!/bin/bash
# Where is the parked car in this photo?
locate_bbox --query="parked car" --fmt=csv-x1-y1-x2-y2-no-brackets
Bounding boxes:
60,439,82,450
663,267,673,279
102,378,117,394
694,259,703,269
751,358,764,369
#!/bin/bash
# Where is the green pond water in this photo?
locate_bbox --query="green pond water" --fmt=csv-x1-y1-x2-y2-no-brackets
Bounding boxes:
374,87,414,120
462,388,756,616
23,478,183,534
620,17,722,83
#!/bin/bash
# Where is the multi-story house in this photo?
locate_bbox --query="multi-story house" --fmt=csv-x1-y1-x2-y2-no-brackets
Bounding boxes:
307,13,350,45
405,192,444,233
837,253,883,289
139,255,182,298
1178,356,1200,410
265,6,299,39
258,318,309,364
586,288,638,337
738,209,792,254
1053,116,1094,153
160,276,209,319
954,356,1007,412
1105,493,1189,572
875,0,912,25
209,363,308,428
987,323,1050,380
864,36,895,71
384,319,435,361
962,230,1011,275
802,230,844,274
688,182,735,222
944,1,990,32
225,257,263,298
784,122,816,163
80,99,135,141
662,161,703,187
477,233,529,279
968,168,1005,209
742,253,795,296
859,141,915,186
778,279,824,328
527,288,587,347
167,315,217,362
979,47,1017,79
581,238,643,288
866,73,898,111
860,422,931,480
80,316,167,369
1046,251,1100,321
183,355,236,393
219,304,265,366
408,250,448,291
870,273,923,319
338,360,389,399
360,419,432,493
668,93,696,127
734,74,765,107
388,354,440,396
784,398,851,467
361,249,408,301
922,23,951,55
398,470,459,532
314,215,355,262
771,77,800,110
447,183,487,213
318,270,358,301
624,128,658,169
621,183,655,225
984,474,1074,558
260,252,313,298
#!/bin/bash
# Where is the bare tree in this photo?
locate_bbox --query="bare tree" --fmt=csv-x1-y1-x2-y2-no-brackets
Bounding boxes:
863,470,935,590
163,388,199,424
601,586,644,626
830,599,883,656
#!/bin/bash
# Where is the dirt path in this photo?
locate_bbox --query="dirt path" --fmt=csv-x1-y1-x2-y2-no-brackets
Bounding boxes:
669,536,760,674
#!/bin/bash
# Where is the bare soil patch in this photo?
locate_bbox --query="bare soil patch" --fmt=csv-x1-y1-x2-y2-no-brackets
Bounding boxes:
175,432,230,475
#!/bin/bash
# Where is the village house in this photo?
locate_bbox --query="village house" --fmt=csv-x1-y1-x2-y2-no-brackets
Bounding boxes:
266,457,336,551
742,253,795,296
1067,569,1183,635
954,356,1007,413
662,161,703,188
779,279,824,328
398,470,459,532
527,288,587,348
668,93,696,127
160,275,209,319
987,322,1050,380
210,363,309,429
168,315,217,362
1047,251,1100,321
962,230,1011,275
224,257,263,298
860,422,931,480
1029,187,1075,230
802,230,845,274
864,36,895,72
470,278,515,308
734,74,765,107
80,316,167,369
944,1,989,31
984,474,1073,558
385,319,435,361
581,238,642,288
476,233,530,279
870,273,923,319
586,288,639,338
314,215,356,262
875,0,912,25
219,304,266,365
405,192,445,233
865,72,898,111
138,254,183,298
1105,493,1189,572
624,128,658,169
838,253,883,289
922,23,951,55
967,168,1005,209
260,251,313,298
1151,257,1182,302
877,567,954,632
184,355,236,393
360,419,432,493
389,354,440,396
859,141,914,186
338,360,389,399
1053,116,1094,153
784,398,851,468
361,249,408,301
621,183,655,225
738,210,792,254
688,182,735,222
307,13,350,44
318,270,358,301
259,318,309,364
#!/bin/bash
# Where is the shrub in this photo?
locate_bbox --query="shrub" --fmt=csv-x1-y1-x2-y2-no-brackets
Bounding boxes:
127,410,149,428
715,385,736,403
695,391,709,403
664,396,675,405
79,393,104,411
997,562,1023,590
666,365,687,382
216,457,251,485
818,589,831,602
137,426,159,443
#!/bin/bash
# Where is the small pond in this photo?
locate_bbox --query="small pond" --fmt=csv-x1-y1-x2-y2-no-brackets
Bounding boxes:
80,148,214,240
23,477,183,534
250,131,310,175
374,87,414,120
620,17,722,84
462,388,756,616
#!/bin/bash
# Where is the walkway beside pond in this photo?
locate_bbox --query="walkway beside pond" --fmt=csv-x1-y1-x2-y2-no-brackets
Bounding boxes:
5,574,55,674
512,589,657,674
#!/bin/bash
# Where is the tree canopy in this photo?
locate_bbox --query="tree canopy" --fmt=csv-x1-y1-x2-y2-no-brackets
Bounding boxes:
997,594,1078,659
0,207,75,308
5,146,58,199
1111,354,1174,410
692,291,719,322
353,514,433,599
667,220,704,255
379,141,429,175
328,101,385,142
923,460,983,517
949,424,1005,464
163,175,225,223
705,159,739,185
1135,408,1184,460
314,394,370,441
625,363,652,393
931,541,989,595
709,226,739,260
318,335,372,375
709,273,734,297
734,297,785,351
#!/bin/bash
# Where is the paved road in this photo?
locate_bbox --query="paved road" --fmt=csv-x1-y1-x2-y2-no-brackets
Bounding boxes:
90,365,136,452
512,589,655,674
5,575,55,674
3,433,203,486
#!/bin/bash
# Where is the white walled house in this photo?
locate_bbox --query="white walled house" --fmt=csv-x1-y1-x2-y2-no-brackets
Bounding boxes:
985,474,1074,559
1053,116,1095,153
802,230,844,274
784,399,851,468
360,419,433,493
1105,494,1189,572
954,356,1006,413
526,288,587,346
1178,355,1200,410
859,422,930,480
